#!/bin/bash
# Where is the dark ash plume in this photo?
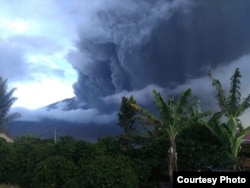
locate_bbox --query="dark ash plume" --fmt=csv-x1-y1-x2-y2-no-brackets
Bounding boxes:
67,0,250,112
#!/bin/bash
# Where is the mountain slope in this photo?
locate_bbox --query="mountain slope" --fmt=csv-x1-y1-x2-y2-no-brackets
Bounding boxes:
5,97,123,142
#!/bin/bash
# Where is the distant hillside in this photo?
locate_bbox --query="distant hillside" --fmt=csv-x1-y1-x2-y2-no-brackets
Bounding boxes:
45,97,83,110
5,97,123,142
5,119,123,142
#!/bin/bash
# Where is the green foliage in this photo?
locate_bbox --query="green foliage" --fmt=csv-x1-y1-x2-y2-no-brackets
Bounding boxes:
118,96,137,135
0,140,16,184
34,156,77,188
0,76,20,128
177,123,235,171
11,135,54,187
209,68,250,120
0,185,20,188
53,136,78,162
97,136,123,156
77,154,138,188
208,68,250,158
72,139,95,163
131,88,210,139
131,136,169,186
130,88,211,181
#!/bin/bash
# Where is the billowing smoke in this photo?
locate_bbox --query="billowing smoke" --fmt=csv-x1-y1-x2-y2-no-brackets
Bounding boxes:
66,0,250,118
4,0,250,140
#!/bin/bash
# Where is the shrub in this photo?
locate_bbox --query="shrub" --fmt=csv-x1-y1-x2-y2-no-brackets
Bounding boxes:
77,155,138,188
34,156,77,188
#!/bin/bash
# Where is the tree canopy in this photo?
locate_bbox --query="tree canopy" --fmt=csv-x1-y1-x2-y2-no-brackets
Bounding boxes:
0,76,20,128
118,96,137,135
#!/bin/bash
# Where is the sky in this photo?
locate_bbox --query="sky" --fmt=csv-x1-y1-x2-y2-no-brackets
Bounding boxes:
0,0,78,109
1,0,250,126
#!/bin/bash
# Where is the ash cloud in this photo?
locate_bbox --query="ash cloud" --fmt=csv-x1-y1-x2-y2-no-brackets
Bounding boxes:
7,0,250,125
4,0,250,129
66,0,250,116
3,0,250,140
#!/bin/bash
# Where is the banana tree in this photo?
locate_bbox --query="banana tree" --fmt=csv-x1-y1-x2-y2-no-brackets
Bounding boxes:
130,88,210,182
207,68,250,164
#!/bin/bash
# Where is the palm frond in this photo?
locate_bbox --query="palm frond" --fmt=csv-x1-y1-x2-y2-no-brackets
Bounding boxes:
233,126,250,157
208,70,227,113
236,94,250,117
227,67,241,116
176,88,192,115
130,103,161,126
152,89,172,124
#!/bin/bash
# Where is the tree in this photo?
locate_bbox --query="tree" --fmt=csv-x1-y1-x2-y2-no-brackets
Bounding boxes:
11,135,54,187
207,68,250,163
77,155,138,188
177,123,236,171
0,139,16,184
130,88,210,182
118,96,137,135
34,156,77,188
0,76,20,128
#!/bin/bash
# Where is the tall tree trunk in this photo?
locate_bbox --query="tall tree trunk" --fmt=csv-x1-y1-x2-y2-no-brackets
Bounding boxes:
168,137,177,182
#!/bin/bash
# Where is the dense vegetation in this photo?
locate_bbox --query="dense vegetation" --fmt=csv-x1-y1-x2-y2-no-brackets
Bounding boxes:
0,132,236,188
0,68,250,187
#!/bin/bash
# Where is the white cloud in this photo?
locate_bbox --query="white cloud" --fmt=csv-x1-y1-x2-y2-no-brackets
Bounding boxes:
102,84,164,105
10,106,117,125
11,77,75,110
0,0,79,110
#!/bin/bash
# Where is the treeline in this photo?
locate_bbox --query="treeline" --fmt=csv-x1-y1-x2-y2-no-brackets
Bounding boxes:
0,130,233,188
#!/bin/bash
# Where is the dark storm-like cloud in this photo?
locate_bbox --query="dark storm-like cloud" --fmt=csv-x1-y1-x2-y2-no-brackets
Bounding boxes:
67,0,193,110
65,0,250,122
